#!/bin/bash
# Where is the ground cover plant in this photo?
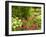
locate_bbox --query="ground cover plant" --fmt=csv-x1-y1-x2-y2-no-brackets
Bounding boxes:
12,6,41,31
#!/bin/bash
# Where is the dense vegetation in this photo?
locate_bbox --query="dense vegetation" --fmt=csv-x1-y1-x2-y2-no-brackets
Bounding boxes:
12,6,41,31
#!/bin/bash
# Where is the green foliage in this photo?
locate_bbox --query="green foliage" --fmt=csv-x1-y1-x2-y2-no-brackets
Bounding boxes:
12,17,23,31
12,6,41,31
33,15,41,24
12,6,30,19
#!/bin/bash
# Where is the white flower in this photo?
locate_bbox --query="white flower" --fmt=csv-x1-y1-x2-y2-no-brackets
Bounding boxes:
19,19,21,22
